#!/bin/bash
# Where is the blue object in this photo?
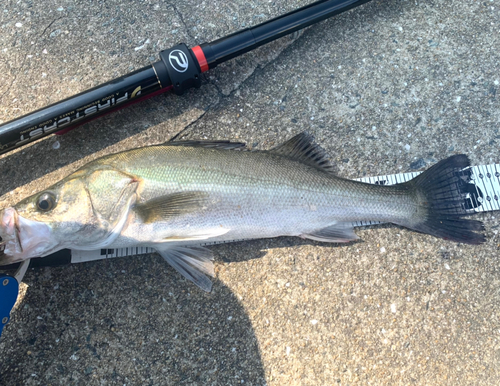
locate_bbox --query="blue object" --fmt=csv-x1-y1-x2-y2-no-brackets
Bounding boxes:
0,274,19,337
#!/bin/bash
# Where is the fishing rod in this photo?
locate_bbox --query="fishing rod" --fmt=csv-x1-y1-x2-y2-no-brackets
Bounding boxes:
0,0,373,156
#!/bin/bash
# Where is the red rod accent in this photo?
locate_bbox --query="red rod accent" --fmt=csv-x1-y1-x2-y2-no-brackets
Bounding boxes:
191,45,209,73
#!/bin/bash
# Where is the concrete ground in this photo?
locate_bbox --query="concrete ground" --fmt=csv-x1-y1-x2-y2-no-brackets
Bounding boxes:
0,0,499,384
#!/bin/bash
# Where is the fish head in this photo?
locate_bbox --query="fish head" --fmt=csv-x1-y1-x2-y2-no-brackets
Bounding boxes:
0,166,139,265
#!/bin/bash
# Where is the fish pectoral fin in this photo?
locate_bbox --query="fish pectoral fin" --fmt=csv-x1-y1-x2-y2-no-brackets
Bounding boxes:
135,191,209,224
270,132,335,173
301,223,359,243
156,246,215,292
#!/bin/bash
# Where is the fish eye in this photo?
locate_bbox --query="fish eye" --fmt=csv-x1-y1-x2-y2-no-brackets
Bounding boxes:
37,192,56,212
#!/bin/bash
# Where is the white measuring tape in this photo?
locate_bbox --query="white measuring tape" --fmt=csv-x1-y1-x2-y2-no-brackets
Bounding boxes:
354,163,500,226
70,163,500,264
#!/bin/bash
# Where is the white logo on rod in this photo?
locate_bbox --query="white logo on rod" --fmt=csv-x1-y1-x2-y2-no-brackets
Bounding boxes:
168,50,189,73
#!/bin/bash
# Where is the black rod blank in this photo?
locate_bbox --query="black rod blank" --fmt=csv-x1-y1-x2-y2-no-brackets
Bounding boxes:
0,0,372,156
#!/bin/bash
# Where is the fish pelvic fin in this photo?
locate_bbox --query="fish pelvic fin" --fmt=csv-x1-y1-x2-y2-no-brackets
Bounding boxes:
302,222,359,243
400,154,485,244
156,245,215,292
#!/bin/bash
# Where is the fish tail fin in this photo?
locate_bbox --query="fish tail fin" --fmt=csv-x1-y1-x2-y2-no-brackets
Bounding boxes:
401,154,485,244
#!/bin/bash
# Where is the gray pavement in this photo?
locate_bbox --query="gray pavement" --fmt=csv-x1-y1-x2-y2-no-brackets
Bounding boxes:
0,0,499,385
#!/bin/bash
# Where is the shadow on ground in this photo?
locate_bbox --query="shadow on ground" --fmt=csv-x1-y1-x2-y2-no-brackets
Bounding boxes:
0,255,266,386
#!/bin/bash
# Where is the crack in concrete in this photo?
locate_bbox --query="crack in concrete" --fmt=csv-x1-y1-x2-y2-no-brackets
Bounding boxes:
1,8,305,142
173,28,308,138
214,33,306,98
0,46,28,104
205,29,307,98
0,17,64,104
210,80,226,100
169,107,211,142
39,17,64,38
168,2,197,43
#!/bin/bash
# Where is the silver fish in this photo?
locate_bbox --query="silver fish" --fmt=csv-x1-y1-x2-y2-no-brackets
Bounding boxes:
0,133,484,291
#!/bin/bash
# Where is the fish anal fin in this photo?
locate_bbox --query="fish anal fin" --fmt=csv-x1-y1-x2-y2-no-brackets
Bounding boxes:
135,191,208,224
302,223,359,243
270,132,335,173
156,246,214,292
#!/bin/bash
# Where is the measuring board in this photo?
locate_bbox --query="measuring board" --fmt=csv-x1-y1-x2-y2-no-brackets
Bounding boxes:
23,162,500,266
353,163,500,226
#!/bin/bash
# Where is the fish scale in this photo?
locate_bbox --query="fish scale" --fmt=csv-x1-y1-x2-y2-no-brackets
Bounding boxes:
104,145,410,243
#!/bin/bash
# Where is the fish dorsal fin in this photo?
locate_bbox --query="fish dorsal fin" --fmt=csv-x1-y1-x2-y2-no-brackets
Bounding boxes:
135,191,208,224
270,132,335,173
156,245,215,292
167,140,246,150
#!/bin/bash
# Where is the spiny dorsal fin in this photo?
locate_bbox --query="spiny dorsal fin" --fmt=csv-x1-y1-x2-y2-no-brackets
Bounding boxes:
270,132,335,173
167,140,246,150
135,191,208,224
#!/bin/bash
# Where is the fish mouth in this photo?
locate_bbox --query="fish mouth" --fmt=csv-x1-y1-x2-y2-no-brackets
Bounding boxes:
0,208,20,265
0,208,57,265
